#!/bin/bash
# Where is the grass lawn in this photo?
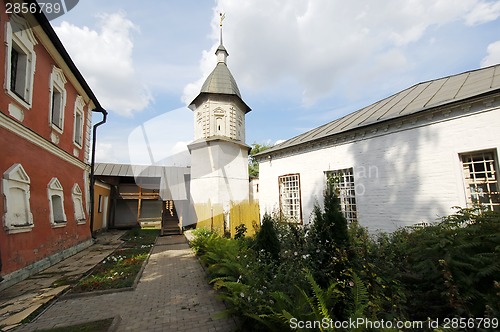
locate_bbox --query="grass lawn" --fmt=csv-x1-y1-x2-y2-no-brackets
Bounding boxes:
70,229,159,293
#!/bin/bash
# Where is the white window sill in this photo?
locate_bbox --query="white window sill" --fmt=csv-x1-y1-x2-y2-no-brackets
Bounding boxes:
6,90,31,110
5,224,34,234
50,124,64,135
51,222,67,228
77,220,87,225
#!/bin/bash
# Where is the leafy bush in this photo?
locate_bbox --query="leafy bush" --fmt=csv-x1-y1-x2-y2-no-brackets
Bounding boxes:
192,203,500,331
234,223,247,240
254,214,281,262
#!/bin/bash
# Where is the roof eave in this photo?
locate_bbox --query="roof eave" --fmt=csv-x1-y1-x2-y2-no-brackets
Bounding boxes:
256,87,500,159
189,92,252,113
32,5,102,111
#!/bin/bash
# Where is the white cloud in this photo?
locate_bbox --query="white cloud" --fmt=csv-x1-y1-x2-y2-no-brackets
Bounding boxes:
94,142,130,163
481,40,500,67
184,0,497,107
54,12,152,116
465,0,500,25
127,107,193,166
181,47,219,105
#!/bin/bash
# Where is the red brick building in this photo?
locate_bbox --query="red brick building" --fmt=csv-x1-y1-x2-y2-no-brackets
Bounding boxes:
0,5,105,289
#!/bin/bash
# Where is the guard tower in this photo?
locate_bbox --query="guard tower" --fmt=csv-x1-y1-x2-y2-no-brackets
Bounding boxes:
188,15,251,224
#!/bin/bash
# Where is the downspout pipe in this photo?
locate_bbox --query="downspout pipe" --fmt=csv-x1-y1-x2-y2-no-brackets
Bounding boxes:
89,107,108,237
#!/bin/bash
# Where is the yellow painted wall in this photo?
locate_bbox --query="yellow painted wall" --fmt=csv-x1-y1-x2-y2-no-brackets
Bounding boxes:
194,200,261,238
93,182,111,232
194,202,225,235
229,201,260,237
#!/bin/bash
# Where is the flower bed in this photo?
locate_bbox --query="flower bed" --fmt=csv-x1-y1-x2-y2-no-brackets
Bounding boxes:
71,229,158,293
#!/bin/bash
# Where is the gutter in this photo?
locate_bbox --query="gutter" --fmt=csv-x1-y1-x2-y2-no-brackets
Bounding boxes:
89,108,108,237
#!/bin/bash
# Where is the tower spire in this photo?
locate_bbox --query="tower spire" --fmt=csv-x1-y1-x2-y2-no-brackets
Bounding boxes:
219,12,225,45
216,12,228,63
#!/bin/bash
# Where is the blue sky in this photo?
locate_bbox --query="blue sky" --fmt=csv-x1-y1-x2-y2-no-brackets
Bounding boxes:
50,0,500,165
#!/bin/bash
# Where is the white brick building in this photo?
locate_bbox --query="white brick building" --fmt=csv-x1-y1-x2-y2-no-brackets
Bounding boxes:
255,65,500,232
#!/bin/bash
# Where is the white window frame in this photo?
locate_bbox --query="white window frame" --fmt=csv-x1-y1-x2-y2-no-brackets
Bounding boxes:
460,150,500,212
48,177,67,226
72,183,86,224
278,173,302,223
4,14,37,108
49,66,67,133
326,168,358,223
73,95,85,148
2,163,33,234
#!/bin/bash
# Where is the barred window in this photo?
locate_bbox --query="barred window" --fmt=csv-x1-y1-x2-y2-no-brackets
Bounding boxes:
326,168,357,223
461,150,499,211
278,174,302,223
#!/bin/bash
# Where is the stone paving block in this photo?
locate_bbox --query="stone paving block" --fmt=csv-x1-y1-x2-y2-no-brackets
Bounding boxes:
13,236,238,332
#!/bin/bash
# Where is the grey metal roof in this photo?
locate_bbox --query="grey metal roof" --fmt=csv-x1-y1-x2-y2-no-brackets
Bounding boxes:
200,62,242,97
94,163,191,200
258,64,500,156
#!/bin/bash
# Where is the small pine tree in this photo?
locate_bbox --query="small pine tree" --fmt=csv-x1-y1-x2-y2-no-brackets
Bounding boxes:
306,175,352,318
254,214,281,262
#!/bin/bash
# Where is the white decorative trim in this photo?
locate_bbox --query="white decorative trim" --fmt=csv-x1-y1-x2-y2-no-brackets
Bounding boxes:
83,108,92,164
50,131,60,144
49,66,67,133
72,183,86,224
4,15,37,109
2,163,33,232
8,103,24,122
47,177,67,225
0,111,87,169
5,225,34,234
73,95,85,148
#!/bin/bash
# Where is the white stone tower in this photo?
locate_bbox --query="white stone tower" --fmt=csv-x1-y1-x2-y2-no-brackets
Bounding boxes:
188,18,251,223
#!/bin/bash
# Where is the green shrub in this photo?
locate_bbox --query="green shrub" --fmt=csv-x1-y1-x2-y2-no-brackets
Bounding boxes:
234,223,247,240
254,214,281,262
192,201,500,330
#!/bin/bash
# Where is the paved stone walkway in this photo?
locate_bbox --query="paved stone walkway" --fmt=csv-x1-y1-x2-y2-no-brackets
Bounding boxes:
0,230,125,331
14,235,237,332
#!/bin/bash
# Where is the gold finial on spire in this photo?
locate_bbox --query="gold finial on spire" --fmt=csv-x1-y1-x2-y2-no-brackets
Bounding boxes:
220,12,225,27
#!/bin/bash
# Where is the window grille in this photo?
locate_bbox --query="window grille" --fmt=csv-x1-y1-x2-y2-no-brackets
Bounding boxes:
278,174,301,223
326,168,358,222
461,151,500,211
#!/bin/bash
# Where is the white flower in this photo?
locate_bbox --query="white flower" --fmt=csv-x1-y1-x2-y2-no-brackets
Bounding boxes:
294,252,298,256
240,292,245,298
